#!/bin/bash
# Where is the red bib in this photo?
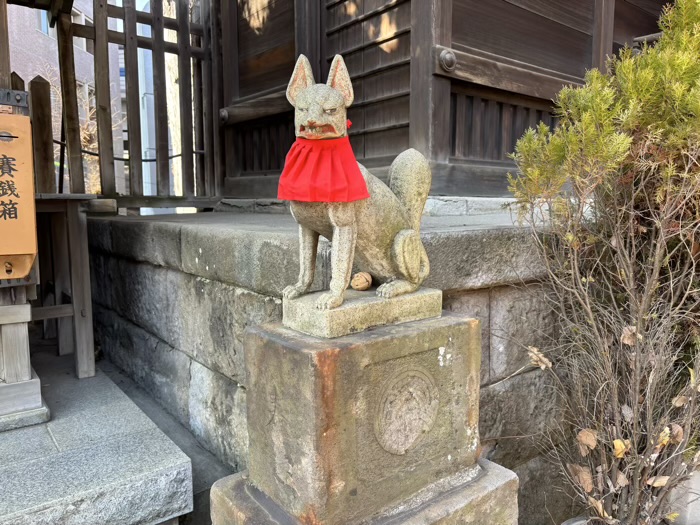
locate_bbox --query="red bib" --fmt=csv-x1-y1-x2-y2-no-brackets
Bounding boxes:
277,136,370,202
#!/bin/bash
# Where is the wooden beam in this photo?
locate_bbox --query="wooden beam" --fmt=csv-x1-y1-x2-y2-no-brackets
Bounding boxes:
0,288,31,384
178,0,194,197
29,76,56,193
114,195,221,208
294,0,321,79
219,90,290,125
409,0,452,164
66,202,95,378
210,0,223,195
151,0,170,196
593,0,616,70
57,13,86,193
201,0,214,195
434,45,583,102
105,4,204,37
94,0,116,195
0,0,10,89
123,0,143,196
50,214,75,355
0,305,31,325
31,304,74,322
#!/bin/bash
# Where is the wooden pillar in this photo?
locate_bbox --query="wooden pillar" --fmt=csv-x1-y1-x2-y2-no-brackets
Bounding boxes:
409,0,452,165
93,0,116,195
66,202,95,378
30,76,56,193
593,0,616,70
57,13,86,193
0,0,10,90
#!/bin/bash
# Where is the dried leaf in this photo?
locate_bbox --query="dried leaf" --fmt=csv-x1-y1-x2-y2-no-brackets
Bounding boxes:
527,346,552,370
588,496,611,519
613,439,631,459
672,395,690,408
691,368,697,388
616,471,629,488
621,325,641,346
577,429,598,456
621,404,634,422
658,427,671,448
647,475,670,487
670,423,684,444
568,464,594,493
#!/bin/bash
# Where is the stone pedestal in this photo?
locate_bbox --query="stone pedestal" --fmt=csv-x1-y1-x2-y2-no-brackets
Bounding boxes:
211,292,518,524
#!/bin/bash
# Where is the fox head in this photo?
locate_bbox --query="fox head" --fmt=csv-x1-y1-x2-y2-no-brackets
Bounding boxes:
286,54,354,140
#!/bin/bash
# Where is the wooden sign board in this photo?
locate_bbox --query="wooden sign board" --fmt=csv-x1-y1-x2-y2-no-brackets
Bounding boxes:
0,114,36,280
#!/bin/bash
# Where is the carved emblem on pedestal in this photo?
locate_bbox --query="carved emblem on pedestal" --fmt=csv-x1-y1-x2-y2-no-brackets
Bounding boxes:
374,366,440,455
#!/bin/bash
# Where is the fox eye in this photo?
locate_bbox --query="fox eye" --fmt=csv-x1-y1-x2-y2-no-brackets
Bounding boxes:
298,107,308,112
324,108,338,115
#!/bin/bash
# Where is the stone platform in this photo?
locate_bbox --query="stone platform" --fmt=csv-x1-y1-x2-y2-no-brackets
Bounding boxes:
211,460,518,525
283,288,443,338
0,348,193,525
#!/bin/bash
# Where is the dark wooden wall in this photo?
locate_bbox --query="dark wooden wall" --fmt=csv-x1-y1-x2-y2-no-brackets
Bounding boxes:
221,0,669,198
326,0,412,166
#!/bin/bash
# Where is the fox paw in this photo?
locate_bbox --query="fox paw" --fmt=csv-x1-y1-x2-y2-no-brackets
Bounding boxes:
377,280,417,298
283,284,308,299
316,293,344,310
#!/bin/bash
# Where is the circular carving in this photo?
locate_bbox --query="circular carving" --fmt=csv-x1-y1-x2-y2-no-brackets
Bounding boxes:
439,49,457,72
374,367,440,455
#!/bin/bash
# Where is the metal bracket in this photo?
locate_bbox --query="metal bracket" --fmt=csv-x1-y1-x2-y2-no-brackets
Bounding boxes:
0,90,29,109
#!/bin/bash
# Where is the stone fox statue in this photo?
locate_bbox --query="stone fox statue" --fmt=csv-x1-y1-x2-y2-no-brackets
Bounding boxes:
279,54,431,310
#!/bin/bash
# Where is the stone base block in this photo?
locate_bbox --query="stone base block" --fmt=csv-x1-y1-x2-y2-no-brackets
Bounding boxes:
0,369,43,417
211,460,518,525
282,288,443,338
245,315,481,524
0,400,50,432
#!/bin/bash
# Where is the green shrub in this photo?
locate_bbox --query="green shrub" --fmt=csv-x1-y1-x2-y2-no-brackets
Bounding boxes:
509,1,700,523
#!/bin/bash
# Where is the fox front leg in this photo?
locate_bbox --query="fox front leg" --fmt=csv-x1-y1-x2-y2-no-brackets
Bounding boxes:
283,225,319,299
316,203,357,310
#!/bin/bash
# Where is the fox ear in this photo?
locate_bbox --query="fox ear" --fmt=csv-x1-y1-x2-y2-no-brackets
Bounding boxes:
327,55,354,107
287,55,315,105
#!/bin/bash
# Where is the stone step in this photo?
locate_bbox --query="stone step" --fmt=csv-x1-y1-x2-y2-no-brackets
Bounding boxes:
0,348,193,525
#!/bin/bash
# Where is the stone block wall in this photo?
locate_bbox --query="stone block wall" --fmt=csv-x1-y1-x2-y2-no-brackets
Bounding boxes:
87,213,575,524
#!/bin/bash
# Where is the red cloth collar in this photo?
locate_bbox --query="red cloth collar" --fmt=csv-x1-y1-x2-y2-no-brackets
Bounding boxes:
277,135,369,203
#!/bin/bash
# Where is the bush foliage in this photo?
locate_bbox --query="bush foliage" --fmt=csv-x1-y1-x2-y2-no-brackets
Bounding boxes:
509,1,700,523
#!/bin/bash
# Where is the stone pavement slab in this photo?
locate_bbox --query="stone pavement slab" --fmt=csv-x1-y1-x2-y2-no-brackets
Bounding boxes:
0,349,193,525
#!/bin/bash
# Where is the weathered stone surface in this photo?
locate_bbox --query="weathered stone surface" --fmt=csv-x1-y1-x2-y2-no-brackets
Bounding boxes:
95,306,192,426
111,218,183,270
283,288,443,338
188,361,248,471
211,461,517,525
423,228,544,291
0,430,192,525
480,369,561,468
170,273,282,384
181,222,330,297
512,454,575,525
214,199,256,213
101,258,282,385
466,197,514,216
443,289,491,384
424,197,468,216
490,284,554,382
245,315,480,524
0,402,50,433
0,350,193,525
86,216,112,253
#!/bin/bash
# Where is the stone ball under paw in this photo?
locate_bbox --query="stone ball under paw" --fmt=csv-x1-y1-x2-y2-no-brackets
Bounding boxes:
350,272,372,291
